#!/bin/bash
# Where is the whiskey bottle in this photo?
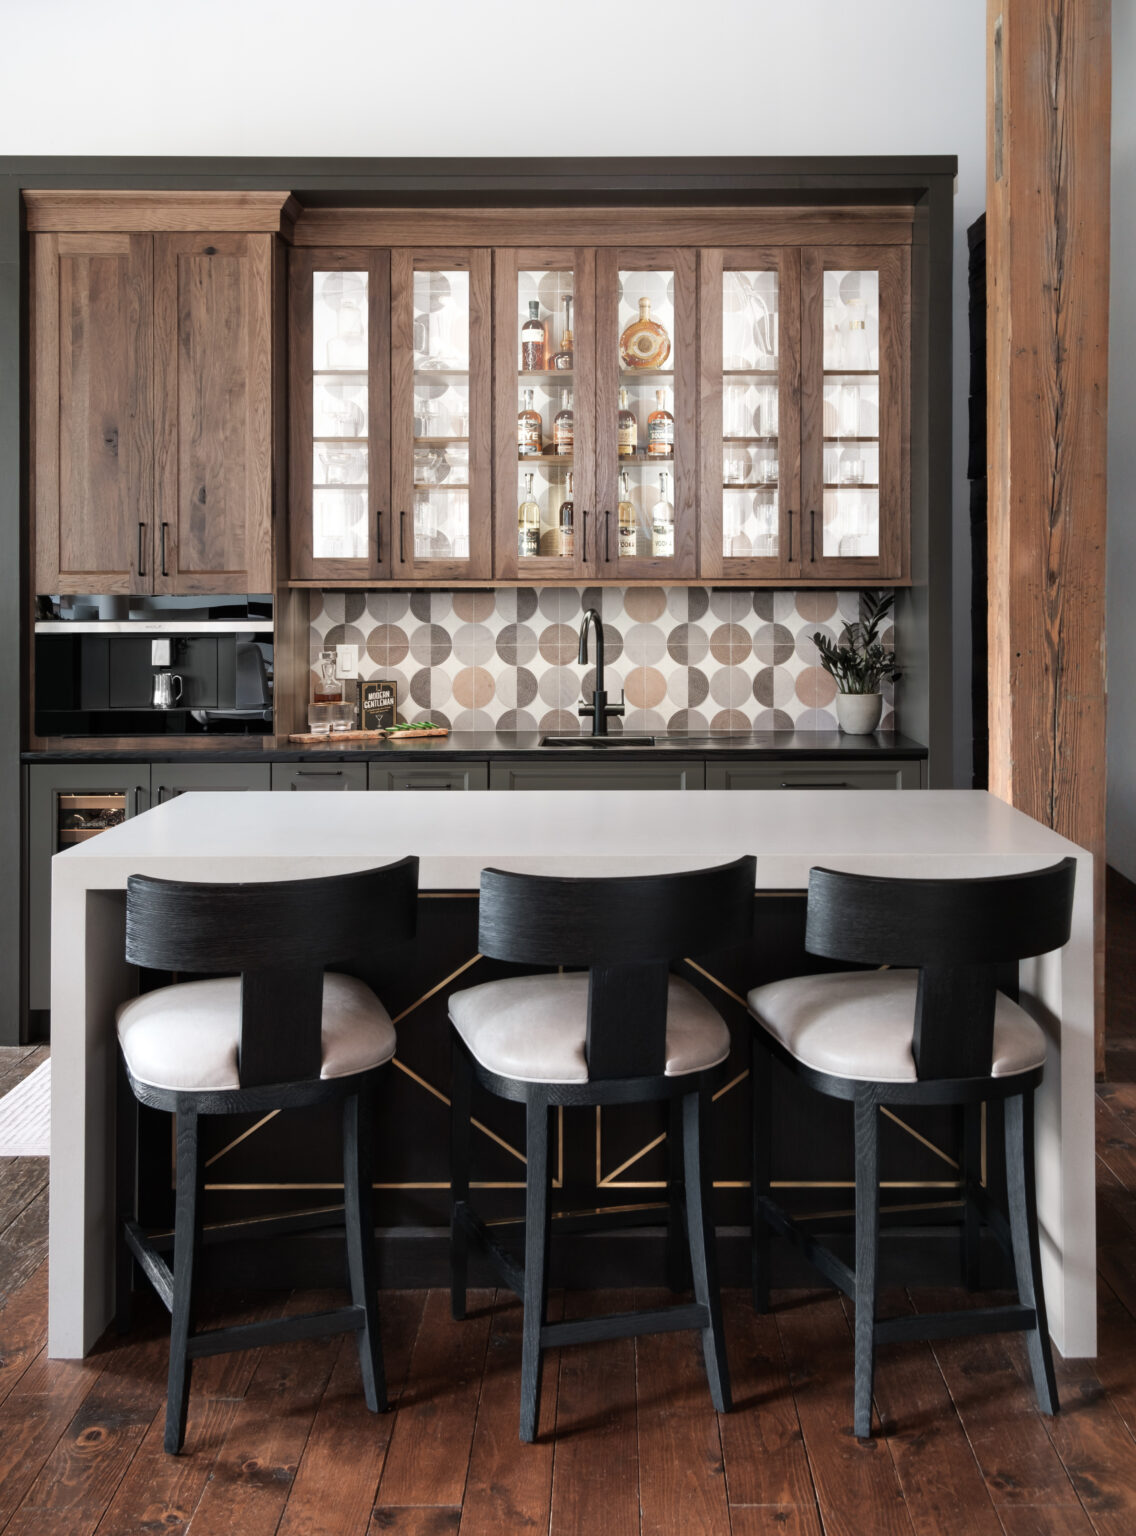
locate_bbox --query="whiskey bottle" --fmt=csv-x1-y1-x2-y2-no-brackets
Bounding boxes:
518,472,540,559
617,470,637,558
521,301,546,371
553,389,574,456
647,388,674,457
619,296,671,369
651,471,675,558
558,469,574,559
518,388,543,456
551,296,574,370
617,386,637,459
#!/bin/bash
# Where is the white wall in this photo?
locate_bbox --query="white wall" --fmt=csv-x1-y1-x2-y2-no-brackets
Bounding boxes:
1,0,987,782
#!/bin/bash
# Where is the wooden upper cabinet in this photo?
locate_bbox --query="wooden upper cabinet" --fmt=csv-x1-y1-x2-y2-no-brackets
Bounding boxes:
34,233,154,594
154,234,274,594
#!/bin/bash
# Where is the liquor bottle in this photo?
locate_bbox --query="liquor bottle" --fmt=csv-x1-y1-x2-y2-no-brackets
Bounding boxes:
551,296,574,370
518,472,540,559
521,301,546,370
647,388,674,457
617,470,637,558
619,295,671,369
517,388,542,456
617,386,637,459
553,389,574,455
313,647,343,704
558,469,574,559
651,471,675,558
843,298,871,370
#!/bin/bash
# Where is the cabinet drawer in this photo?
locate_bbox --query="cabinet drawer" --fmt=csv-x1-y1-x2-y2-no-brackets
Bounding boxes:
368,762,488,792
151,764,271,801
705,759,921,791
271,763,367,792
490,759,704,792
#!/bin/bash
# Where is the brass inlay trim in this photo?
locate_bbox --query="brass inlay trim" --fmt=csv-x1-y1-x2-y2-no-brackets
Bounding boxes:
712,1069,749,1103
389,952,483,1026
598,1132,667,1187
880,1106,959,1169
205,1110,280,1168
682,958,749,1009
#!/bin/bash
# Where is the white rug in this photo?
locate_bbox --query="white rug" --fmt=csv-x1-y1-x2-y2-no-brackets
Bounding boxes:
0,1059,50,1157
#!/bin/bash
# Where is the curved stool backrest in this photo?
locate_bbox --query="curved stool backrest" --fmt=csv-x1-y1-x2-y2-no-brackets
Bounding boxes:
804,857,1076,1080
124,857,419,1088
477,856,755,1080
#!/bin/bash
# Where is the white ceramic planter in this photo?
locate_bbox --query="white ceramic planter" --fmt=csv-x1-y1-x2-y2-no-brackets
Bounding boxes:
835,691,883,734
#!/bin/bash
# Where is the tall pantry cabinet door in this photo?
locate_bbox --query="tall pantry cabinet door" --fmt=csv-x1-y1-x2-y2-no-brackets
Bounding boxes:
33,233,154,595
153,233,274,595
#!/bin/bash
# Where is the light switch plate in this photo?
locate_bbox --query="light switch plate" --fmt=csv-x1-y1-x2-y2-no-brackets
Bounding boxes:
151,638,172,667
335,644,359,678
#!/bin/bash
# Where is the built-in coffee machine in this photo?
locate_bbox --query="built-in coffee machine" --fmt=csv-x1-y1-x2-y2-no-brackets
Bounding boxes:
34,595,273,735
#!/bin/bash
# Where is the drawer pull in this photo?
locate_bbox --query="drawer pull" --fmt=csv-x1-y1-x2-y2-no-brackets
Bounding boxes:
780,780,853,789
401,781,453,790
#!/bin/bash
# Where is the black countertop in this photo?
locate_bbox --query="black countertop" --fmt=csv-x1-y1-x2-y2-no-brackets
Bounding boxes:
24,730,927,764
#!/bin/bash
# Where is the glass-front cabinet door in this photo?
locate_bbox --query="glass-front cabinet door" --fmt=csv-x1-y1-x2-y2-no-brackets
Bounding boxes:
494,249,595,578
289,249,390,581
596,249,696,578
391,250,492,580
801,245,909,581
699,248,801,581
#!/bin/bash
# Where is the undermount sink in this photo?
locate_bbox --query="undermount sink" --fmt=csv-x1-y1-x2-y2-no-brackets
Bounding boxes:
540,734,656,748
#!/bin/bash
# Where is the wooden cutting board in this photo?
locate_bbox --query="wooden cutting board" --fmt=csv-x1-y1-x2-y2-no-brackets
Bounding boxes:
286,727,451,743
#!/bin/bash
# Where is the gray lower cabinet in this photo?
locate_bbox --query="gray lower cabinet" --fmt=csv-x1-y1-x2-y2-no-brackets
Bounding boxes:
150,763,271,801
489,759,704,791
705,758,922,791
271,763,367,792
26,762,151,1013
368,762,489,791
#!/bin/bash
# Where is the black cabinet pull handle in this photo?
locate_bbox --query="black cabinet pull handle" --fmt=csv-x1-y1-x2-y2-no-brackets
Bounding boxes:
403,781,452,790
376,509,383,562
787,508,794,562
138,523,146,577
160,521,169,577
582,508,589,565
399,509,406,563
604,509,611,562
810,509,817,562
781,780,852,790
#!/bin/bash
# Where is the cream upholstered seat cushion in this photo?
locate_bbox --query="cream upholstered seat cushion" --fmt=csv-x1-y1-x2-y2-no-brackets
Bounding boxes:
747,968,1046,1083
115,972,396,1093
447,971,730,1085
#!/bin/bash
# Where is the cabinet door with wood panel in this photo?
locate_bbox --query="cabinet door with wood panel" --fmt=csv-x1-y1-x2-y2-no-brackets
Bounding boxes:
800,245,909,582
153,233,274,595
494,248,596,579
288,248,391,582
33,233,154,595
391,249,492,581
699,247,802,582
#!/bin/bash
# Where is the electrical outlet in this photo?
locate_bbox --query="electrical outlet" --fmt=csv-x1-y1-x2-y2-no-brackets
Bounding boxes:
335,644,359,678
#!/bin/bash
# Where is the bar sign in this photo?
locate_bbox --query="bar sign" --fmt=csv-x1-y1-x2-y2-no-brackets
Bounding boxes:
361,679,397,732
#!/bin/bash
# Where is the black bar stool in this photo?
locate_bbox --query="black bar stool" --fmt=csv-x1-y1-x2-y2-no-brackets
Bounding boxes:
448,856,755,1441
747,857,1076,1439
114,857,418,1454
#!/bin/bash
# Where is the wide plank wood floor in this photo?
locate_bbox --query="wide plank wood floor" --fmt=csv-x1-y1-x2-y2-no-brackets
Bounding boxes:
1,872,1134,1534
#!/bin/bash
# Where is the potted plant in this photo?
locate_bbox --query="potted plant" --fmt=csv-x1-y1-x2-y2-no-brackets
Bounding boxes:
812,590,899,734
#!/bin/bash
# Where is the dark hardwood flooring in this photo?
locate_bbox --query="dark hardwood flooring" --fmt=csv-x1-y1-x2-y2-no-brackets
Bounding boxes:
0,876,1135,1534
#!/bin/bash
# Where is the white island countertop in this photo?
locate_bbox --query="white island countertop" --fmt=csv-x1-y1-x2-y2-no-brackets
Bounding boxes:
50,790,1095,1357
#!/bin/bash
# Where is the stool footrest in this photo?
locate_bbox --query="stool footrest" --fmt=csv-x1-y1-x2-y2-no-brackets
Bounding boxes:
187,1305,366,1360
454,1203,525,1300
758,1196,856,1299
541,1304,709,1349
874,1305,1036,1346
124,1220,174,1312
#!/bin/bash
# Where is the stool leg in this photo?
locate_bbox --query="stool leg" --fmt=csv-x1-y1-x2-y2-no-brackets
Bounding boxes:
519,1094,551,1443
165,1107,203,1455
667,1095,691,1293
751,1034,772,1314
684,1085,731,1413
960,1102,983,1291
853,1091,880,1440
115,1055,138,1335
343,1081,387,1414
1005,1088,1059,1415
450,1039,473,1322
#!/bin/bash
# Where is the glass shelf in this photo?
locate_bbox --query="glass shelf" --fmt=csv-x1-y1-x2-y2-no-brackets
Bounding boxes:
517,369,574,381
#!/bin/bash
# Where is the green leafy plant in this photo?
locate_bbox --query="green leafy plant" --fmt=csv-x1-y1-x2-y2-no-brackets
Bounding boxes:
812,590,900,695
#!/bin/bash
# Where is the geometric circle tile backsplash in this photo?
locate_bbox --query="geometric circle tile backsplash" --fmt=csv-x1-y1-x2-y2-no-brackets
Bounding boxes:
309,587,896,733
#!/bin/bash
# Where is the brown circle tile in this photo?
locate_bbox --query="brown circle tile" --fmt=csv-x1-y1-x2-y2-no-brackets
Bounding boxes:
753,623,795,665
496,709,539,734
710,708,751,731
452,667,495,709
753,666,797,709
496,623,538,666
409,668,432,707
538,623,577,666
516,588,539,622
343,592,366,623
752,707,795,731
452,591,495,622
752,591,775,622
667,708,711,734
365,624,409,665
667,623,709,665
796,590,838,623
623,586,667,621
322,623,366,651
688,588,710,621
600,624,624,664
688,668,710,707
409,591,433,623
625,667,667,709
709,622,750,665
795,665,836,707
539,709,578,734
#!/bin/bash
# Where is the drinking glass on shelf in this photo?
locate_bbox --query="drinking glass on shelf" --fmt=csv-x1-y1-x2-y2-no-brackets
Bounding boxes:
840,447,866,485
723,499,749,558
723,385,749,439
839,382,861,439
319,447,366,486
757,457,778,485
757,385,778,438
751,494,777,557
325,299,367,370
723,451,749,484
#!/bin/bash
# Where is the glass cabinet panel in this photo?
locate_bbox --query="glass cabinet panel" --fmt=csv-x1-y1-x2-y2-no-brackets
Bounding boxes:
820,269,880,559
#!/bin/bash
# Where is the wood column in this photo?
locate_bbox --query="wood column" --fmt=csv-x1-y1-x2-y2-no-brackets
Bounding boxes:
986,0,1111,1065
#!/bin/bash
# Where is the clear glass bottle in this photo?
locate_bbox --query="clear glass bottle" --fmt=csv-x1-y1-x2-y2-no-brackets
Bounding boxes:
553,389,574,455
518,387,542,456
620,296,671,369
647,388,674,457
558,469,574,559
617,386,637,459
843,298,870,370
520,301,545,370
551,296,574,370
313,647,343,704
325,297,367,370
651,471,675,558
518,472,540,559
617,470,637,558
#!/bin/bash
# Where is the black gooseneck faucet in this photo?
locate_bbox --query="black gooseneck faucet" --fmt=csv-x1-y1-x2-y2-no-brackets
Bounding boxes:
577,607,625,737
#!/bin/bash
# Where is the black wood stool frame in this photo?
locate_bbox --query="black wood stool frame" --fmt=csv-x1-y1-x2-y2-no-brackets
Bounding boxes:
115,857,417,1454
